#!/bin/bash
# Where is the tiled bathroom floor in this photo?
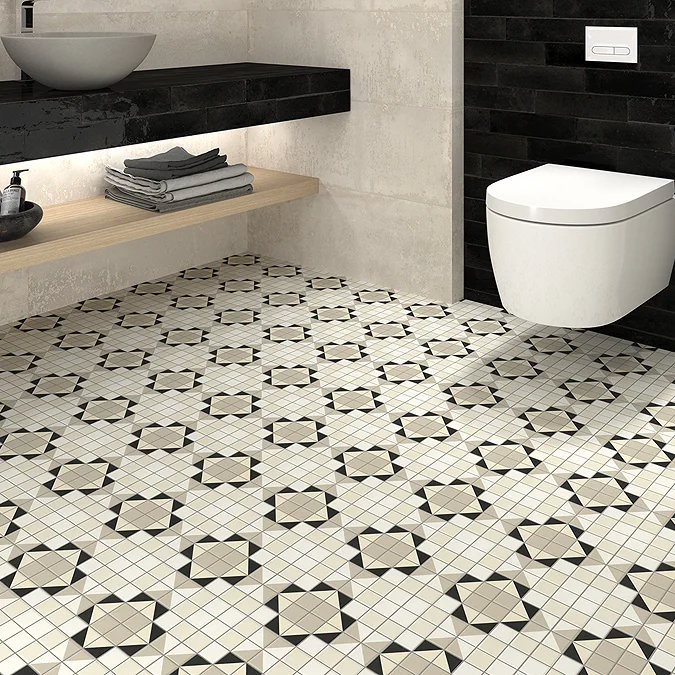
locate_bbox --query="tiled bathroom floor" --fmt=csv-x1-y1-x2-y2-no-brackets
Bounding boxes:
0,254,674,675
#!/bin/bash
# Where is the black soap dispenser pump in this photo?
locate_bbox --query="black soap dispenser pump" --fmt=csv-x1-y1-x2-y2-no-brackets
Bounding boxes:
0,170,29,216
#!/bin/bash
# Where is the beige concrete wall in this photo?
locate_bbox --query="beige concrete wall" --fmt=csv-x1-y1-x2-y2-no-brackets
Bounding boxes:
246,0,464,303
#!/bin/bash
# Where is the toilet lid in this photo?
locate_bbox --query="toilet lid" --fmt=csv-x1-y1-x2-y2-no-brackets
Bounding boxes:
486,164,674,225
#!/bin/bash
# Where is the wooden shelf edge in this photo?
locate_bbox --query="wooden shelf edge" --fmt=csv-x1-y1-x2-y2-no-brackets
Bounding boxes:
0,167,319,275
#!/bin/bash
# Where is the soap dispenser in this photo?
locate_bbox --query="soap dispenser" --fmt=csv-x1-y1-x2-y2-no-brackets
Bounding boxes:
0,170,29,216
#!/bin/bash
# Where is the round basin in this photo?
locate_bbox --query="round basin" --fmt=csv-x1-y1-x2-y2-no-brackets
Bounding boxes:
1,32,156,90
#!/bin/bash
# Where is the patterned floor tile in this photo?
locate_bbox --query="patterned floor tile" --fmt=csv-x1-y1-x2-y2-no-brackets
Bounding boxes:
1,253,675,673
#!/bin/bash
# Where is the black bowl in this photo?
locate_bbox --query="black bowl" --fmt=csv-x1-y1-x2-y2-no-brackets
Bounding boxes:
0,201,44,242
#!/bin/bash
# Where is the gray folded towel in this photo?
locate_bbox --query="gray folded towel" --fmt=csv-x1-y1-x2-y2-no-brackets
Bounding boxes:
124,147,222,170
124,155,229,180
105,163,249,196
105,184,254,212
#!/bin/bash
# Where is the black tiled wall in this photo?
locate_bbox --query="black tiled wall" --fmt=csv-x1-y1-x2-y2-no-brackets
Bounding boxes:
0,63,350,165
465,0,675,351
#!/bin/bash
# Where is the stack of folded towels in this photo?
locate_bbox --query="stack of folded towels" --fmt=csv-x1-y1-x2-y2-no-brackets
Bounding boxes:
104,146,254,213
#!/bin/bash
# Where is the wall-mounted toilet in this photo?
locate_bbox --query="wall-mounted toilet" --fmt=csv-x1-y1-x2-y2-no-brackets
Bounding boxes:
486,164,675,328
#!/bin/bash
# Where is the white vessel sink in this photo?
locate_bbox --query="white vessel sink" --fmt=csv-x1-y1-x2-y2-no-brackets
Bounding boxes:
1,32,156,90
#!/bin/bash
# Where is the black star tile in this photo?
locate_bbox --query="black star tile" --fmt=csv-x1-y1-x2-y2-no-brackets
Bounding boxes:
0,353,38,373
194,452,261,488
594,353,651,374
335,447,403,481
415,480,491,521
208,346,261,365
72,592,168,657
366,641,462,674
560,473,640,513
353,289,396,304
471,441,542,475
265,582,355,645
263,366,319,389
43,460,117,495
179,266,219,279
619,563,675,621
115,312,161,328
487,358,543,379
264,325,310,342
347,526,430,576
148,370,203,392
107,494,183,537
507,518,594,567
75,397,136,423
461,319,509,335
641,403,675,430
263,264,300,277
404,303,452,319
16,315,64,331
77,297,120,312
168,655,262,675
605,435,674,468
56,332,105,350
307,276,347,290
133,281,172,295
169,295,215,310
202,393,261,418
226,254,260,266
422,339,474,359
392,413,456,441
326,388,384,412
364,322,412,339
179,535,260,587
519,407,585,437
376,362,432,383
525,336,573,353
28,375,86,397
129,423,196,454
0,429,59,460
446,573,539,633
159,328,209,345
312,306,356,322
217,309,261,325
1,543,90,596
98,350,152,370
264,292,306,307
564,629,668,675
562,378,620,402
265,488,338,528
318,343,367,362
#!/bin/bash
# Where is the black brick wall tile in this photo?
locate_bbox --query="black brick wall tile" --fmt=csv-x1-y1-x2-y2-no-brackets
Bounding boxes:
490,110,577,139
526,138,619,169
465,17,506,39
465,243,493,270
26,120,124,160
276,91,350,121
125,110,207,145
480,156,539,180
172,82,246,112
206,101,277,132
576,118,673,151
82,89,171,122
0,98,82,132
466,108,490,131
466,130,528,158
466,40,546,65
497,64,586,92
465,85,535,112
535,91,628,121
465,220,489,246
471,0,553,17
465,63,497,86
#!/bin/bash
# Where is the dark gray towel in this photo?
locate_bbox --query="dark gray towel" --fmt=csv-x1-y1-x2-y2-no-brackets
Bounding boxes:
124,147,222,170
105,184,254,212
124,156,229,180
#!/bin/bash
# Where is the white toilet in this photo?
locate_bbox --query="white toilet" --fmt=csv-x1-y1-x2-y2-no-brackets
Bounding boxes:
486,164,675,328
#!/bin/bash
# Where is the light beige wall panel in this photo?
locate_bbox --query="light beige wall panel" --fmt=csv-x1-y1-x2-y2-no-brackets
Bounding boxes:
249,188,455,303
248,9,455,108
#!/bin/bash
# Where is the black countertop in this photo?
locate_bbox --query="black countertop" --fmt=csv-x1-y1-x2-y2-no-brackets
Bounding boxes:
0,63,351,163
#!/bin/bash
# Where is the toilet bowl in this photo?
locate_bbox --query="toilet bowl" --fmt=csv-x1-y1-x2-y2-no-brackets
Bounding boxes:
486,164,675,328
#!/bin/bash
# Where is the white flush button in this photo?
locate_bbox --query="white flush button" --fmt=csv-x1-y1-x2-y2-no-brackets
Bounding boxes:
585,26,638,63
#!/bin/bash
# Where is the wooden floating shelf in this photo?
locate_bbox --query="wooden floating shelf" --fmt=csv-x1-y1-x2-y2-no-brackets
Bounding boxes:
0,167,319,274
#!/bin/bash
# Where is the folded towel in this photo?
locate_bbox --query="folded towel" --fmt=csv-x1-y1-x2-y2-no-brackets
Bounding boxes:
105,184,254,212
124,147,222,170
124,155,228,180
105,163,249,195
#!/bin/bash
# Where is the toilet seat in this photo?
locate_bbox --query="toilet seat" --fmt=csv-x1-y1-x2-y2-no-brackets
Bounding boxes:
487,164,674,225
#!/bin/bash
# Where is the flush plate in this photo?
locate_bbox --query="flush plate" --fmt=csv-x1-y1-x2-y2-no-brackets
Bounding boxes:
585,26,638,63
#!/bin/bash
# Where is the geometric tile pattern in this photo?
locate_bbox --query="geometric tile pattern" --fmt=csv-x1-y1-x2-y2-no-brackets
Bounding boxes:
1,254,675,674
